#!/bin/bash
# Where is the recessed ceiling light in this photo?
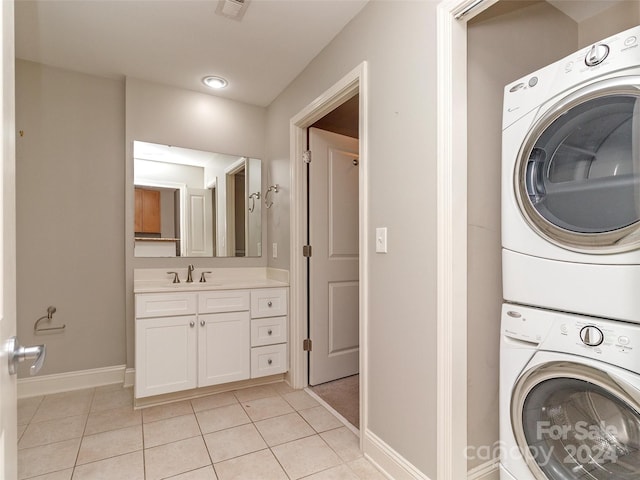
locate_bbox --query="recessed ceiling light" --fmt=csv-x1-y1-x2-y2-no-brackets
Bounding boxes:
202,76,228,89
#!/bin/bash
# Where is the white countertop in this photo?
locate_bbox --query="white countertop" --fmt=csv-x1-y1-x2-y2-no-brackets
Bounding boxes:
134,267,289,294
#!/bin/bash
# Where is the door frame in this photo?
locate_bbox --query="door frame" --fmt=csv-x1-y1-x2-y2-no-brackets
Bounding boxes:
1,0,18,477
436,0,498,479
289,62,368,440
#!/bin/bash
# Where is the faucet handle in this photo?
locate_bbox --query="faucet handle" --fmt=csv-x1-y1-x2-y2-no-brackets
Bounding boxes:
167,271,180,283
200,271,212,283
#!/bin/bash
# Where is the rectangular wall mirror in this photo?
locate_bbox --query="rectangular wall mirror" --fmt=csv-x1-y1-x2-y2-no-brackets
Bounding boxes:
133,141,262,258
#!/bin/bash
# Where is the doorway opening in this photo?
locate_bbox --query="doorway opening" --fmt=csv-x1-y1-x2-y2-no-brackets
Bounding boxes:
306,95,360,428
289,62,367,441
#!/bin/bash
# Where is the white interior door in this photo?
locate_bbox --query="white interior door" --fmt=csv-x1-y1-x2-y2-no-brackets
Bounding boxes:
184,188,213,257
308,127,359,386
1,0,18,477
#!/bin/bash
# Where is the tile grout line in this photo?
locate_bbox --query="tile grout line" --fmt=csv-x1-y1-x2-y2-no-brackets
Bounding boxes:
19,384,366,480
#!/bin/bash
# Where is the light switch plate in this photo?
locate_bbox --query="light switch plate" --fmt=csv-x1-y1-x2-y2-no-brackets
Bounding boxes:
272,243,278,258
376,227,388,253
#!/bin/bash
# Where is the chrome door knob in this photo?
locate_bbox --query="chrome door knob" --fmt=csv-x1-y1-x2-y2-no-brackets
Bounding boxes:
7,336,46,375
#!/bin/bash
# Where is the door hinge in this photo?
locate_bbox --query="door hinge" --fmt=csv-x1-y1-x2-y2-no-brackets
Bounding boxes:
303,150,312,163
303,338,312,351
303,245,312,257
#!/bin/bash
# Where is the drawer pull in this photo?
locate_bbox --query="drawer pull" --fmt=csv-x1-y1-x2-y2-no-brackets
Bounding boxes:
200,320,205,327
267,329,273,335
268,358,273,365
267,301,273,307
189,321,195,327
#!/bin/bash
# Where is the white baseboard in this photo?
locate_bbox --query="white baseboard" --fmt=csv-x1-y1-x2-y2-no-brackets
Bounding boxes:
363,429,431,480
18,365,127,399
468,459,500,480
124,368,135,388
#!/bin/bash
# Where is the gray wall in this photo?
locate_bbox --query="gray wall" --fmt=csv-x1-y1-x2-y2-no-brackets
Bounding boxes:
578,0,640,47
15,66,269,376
125,78,268,369
15,60,126,376
466,0,640,471
265,1,438,476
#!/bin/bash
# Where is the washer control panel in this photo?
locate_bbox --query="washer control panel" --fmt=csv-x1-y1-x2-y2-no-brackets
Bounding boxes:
502,304,640,373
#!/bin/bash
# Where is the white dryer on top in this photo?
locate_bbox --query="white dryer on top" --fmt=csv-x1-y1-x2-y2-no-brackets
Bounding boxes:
502,25,640,322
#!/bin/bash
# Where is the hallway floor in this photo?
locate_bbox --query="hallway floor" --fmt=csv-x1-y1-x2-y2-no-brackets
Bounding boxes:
17,382,384,480
310,375,359,430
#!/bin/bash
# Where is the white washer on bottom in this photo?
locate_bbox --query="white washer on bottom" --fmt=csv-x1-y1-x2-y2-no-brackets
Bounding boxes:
500,303,640,480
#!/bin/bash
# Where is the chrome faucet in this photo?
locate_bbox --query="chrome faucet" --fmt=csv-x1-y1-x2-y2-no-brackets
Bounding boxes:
186,264,195,283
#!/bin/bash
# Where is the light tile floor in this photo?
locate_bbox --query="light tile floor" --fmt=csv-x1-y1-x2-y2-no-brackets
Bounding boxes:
17,383,387,480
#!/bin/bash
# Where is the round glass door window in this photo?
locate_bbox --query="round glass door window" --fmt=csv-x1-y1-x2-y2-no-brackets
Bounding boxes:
519,377,640,479
515,79,640,253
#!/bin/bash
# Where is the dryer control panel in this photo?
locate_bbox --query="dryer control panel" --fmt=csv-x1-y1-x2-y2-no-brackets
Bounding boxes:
503,24,640,130
502,304,640,374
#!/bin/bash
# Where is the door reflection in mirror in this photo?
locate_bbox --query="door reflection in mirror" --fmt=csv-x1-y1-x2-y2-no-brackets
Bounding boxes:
133,141,262,258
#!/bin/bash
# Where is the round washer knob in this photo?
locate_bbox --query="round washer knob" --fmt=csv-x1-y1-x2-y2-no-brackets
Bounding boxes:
585,43,609,66
580,326,604,346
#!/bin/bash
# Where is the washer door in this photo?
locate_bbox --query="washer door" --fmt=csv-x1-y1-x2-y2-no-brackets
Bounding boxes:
515,76,640,253
512,361,640,479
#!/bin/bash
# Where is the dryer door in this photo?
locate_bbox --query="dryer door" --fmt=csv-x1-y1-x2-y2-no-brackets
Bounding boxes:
515,76,640,253
511,361,640,479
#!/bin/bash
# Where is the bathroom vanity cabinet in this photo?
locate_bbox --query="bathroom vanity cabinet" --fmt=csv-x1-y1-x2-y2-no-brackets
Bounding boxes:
134,286,288,399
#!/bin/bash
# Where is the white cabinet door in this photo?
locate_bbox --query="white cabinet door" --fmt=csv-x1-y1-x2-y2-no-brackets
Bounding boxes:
136,316,197,398
198,312,250,387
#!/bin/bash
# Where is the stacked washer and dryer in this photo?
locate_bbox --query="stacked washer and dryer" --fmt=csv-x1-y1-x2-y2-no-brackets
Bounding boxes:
500,26,640,479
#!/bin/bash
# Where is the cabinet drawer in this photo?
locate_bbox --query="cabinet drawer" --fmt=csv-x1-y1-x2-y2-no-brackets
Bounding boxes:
251,317,287,347
136,293,197,318
199,290,250,314
250,288,288,318
251,344,287,378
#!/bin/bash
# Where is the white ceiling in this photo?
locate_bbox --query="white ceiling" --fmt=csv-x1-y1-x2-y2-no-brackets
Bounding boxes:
15,0,368,107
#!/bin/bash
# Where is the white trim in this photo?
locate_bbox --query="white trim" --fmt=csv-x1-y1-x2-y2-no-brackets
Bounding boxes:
124,368,136,388
363,429,432,480
17,365,127,399
467,459,500,480
288,63,368,451
435,1,498,479
436,3,467,479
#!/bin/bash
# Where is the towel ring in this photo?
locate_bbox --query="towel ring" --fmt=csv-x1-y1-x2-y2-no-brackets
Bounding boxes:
265,184,279,209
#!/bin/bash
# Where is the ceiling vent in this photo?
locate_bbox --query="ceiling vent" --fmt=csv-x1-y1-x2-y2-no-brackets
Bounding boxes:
216,0,250,21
